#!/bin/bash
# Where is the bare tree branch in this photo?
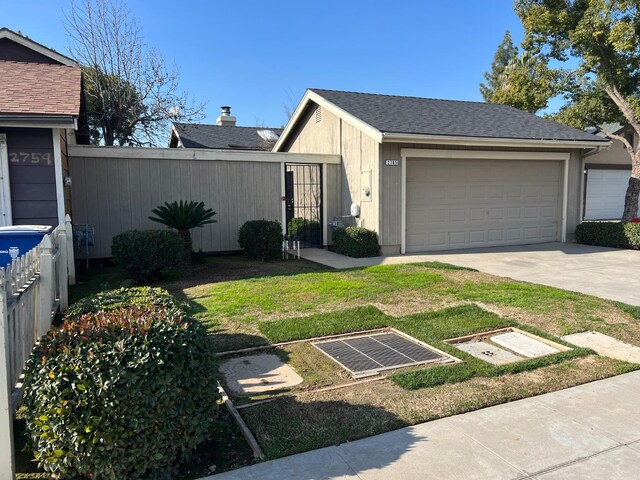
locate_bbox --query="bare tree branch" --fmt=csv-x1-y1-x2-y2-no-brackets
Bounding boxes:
65,0,206,146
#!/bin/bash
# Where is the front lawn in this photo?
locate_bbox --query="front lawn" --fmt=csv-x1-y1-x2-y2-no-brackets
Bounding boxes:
18,254,640,475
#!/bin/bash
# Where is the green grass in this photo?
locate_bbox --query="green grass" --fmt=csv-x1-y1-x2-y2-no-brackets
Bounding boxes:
258,306,391,343
258,303,593,390
615,302,640,320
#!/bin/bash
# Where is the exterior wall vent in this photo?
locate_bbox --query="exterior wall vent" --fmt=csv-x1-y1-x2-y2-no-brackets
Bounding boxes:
315,106,322,123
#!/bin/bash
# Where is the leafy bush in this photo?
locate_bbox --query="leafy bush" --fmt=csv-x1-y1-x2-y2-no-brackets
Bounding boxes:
65,286,181,319
111,229,186,282
331,226,381,258
238,220,282,260
287,217,321,243
575,221,640,250
22,306,218,479
149,200,217,260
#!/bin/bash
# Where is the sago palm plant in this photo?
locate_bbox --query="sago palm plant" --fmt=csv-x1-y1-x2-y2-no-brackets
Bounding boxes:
149,200,217,260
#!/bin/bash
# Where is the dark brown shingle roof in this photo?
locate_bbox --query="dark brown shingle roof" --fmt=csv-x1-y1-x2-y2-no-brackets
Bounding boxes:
0,60,82,116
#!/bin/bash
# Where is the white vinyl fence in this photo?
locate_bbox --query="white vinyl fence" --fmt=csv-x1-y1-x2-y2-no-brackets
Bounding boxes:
0,216,75,480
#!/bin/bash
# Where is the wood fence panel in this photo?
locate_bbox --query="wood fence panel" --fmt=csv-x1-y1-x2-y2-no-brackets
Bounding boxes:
69,156,284,257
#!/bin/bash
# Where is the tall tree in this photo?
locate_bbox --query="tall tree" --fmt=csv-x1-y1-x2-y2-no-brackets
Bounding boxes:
65,0,205,146
491,52,559,113
515,0,640,221
480,31,519,101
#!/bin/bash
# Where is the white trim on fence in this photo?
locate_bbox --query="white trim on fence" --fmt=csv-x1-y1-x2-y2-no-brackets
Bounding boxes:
68,145,341,164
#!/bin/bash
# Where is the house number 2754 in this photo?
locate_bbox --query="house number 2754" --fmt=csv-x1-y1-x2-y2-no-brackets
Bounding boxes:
9,152,53,165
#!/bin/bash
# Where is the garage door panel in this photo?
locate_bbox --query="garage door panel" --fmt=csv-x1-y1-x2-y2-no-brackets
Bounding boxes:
584,169,637,220
406,158,562,252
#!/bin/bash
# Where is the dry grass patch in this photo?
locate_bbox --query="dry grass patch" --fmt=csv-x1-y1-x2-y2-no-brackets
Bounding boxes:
242,355,636,459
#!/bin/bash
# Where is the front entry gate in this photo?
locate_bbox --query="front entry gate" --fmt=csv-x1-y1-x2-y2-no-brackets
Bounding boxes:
284,163,323,247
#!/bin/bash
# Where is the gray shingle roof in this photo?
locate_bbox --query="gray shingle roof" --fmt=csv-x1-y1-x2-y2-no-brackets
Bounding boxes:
172,123,283,150
310,89,607,143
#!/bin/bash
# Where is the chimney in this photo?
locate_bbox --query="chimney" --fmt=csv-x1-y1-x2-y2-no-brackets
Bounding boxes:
216,106,237,126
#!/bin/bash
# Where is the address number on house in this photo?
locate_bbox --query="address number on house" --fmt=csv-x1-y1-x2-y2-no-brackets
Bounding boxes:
9,152,53,165
385,159,399,166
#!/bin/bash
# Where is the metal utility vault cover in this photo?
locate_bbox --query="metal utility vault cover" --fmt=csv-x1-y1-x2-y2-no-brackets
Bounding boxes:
313,330,456,378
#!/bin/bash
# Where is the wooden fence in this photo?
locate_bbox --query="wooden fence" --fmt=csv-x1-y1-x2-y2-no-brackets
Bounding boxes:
0,217,74,480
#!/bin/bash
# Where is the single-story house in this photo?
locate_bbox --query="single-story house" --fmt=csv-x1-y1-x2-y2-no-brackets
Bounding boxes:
275,89,609,254
582,123,638,220
0,27,87,227
169,107,283,151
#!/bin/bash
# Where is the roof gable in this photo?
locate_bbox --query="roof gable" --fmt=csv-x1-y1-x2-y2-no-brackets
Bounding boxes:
0,28,77,66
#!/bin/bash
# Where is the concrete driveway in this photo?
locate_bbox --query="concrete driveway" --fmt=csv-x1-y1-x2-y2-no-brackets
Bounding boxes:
300,243,640,306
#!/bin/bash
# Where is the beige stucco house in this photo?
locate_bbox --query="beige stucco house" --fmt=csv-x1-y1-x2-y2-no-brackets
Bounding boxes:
275,89,609,254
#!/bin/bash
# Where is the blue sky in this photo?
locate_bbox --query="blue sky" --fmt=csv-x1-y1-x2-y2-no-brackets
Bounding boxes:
4,0,528,128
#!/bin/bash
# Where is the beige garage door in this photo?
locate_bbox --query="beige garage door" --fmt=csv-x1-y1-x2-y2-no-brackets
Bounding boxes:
406,158,562,252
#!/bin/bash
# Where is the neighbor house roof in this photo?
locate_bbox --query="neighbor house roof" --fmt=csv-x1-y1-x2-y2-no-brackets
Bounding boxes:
309,89,607,143
171,123,283,150
0,27,78,66
0,60,82,116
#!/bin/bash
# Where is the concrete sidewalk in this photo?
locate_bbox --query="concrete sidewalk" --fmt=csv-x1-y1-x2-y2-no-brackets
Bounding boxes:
206,371,640,480
300,243,640,306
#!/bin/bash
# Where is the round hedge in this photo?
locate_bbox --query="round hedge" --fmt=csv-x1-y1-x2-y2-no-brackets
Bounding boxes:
22,306,218,479
111,229,186,282
65,286,181,319
331,226,381,258
238,220,282,260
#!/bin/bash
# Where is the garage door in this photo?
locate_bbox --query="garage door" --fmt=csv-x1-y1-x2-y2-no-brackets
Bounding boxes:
406,158,562,252
584,169,634,220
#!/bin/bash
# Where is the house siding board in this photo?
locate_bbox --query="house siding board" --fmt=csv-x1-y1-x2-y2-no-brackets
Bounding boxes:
0,38,61,64
0,127,58,226
69,155,282,258
379,142,584,251
281,103,380,238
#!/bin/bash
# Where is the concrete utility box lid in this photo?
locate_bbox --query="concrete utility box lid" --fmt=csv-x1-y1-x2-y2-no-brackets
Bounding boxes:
457,341,522,365
491,332,561,358
219,353,303,396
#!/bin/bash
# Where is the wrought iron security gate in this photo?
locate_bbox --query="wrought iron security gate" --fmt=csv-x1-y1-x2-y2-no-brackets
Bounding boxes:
284,163,323,247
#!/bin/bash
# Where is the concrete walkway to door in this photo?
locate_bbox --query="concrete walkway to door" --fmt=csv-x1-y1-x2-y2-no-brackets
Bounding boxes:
299,243,640,306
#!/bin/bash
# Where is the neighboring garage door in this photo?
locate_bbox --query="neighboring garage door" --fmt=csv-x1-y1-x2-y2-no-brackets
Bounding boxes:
406,158,562,252
584,168,634,220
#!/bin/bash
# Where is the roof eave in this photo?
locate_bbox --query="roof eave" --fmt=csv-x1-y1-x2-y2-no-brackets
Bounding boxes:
0,114,77,129
380,132,611,149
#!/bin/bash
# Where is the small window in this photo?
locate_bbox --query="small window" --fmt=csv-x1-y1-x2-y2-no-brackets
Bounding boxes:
315,106,322,123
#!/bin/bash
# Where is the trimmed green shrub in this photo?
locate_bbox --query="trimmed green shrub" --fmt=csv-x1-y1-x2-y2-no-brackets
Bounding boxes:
332,226,381,258
287,217,321,243
575,221,640,250
111,229,186,282
238,220,282,260
65,286,181,319
22,306,218,479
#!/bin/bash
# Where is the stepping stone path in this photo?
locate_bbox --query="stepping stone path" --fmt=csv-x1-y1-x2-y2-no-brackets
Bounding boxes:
219,353,303,396
491,332,561,358
561,331,640,363
457,341,522,365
